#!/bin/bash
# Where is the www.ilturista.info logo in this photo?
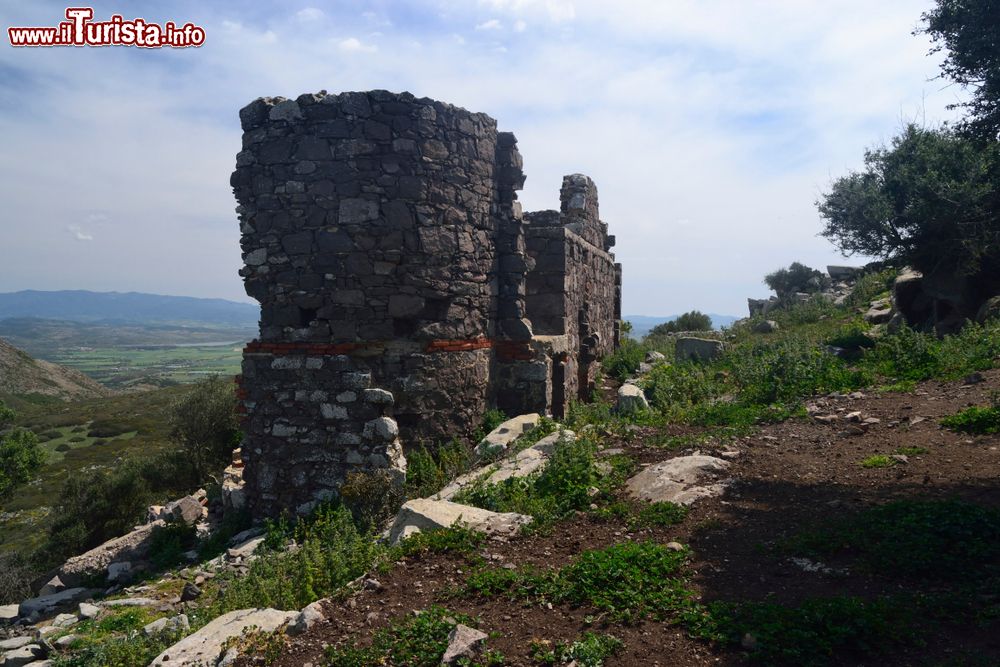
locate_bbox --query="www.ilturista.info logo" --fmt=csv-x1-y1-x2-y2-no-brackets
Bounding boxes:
8,7,205,48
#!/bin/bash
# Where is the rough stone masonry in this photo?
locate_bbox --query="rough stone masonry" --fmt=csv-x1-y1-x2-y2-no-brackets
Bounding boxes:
232,90,621,516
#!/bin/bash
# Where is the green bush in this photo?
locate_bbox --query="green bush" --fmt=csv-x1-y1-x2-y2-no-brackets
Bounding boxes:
211,504,382,613
641,362,721,415
602,338,645,382
148,520,198,570
648,311,713,335
405,438,470,499
0,400,45,500
764,262,829,299
86,419,131,439
727,338,865,405
531,632,623,667
168,376,241,481
941,405,1000,434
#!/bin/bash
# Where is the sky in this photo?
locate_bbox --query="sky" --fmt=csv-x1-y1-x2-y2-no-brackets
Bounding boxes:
0,0,965,317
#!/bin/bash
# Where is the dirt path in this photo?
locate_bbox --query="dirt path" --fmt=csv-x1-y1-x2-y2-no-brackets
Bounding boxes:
261,370,1000,666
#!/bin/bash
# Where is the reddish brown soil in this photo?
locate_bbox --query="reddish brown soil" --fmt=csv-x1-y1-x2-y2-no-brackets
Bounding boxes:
255,370,1000,667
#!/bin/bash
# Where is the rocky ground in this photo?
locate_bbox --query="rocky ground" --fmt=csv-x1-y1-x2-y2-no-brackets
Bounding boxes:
243,369,1000,666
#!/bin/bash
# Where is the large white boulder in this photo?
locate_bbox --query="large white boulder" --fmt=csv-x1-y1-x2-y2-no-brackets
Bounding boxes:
18,588,94,617
150,608,297,666
58,520,164,586
616,384,649,414
386,498,531,545
626,455,731,506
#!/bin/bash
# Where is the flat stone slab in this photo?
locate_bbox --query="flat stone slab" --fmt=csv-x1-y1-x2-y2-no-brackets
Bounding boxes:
2,644,44,667
226,536,265,560
150,608,297,666
387,498,532,545
18,588,94,617
474,413,541,456
436,430,575,500
58,520,163,586
626,455,732,506
0,636,34,651
674,337,725,363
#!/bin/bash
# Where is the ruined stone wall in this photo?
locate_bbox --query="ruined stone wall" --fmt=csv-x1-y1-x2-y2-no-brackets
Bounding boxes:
524,175,620,416
232,90,617,516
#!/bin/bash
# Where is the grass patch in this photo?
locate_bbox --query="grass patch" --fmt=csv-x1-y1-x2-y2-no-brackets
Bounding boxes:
693,595,919,667
941,405,1000,434
859,454,896,469
530,632,623,667
464,541,695,624
324,606,503,666
592,501,689,530
405,438,471,499
392,526,486,561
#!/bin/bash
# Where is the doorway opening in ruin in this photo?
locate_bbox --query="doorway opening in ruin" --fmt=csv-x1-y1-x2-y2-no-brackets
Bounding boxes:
551,354,566,420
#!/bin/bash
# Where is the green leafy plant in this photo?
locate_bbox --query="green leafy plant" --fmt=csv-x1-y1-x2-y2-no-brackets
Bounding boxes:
530,632,623,666
941,405,1000,434
324,606,503,667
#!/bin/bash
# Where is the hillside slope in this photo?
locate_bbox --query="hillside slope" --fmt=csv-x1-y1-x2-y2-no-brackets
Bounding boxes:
0,336,112,400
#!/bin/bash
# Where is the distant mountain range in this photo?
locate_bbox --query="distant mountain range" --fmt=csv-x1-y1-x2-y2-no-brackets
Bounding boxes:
0,290,259,327
624,314,740,338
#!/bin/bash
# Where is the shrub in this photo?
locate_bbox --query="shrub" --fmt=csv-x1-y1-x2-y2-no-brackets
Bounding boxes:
86,419,131,439
0,418,45,500
405,438,470,499
648,310,713,335
0,552,35,604
339,469,405,532
641,362,721,415
602,338,644,382
148,520,198,570
531,632,623,667
168,376,241,481
764,262,829,299
211,503,382,612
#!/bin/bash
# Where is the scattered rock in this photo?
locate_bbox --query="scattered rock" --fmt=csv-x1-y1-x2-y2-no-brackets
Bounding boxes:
665,542,685,552
674,337,725,363
864,301,893,324
50,613,78,628
287,600,326,636
166,496,205,525
143,614,190,637
77,603,99,620
963,372,985,385
386,498,531,545
54,634,76,650
2,644,45,667
645,350,666,363
0,636,33,651
441,624,488,664
226,536,265,560
37,576,65,597
616,384,649,415
180,582,202,602
474,413,541,456
149,608,297,666
625,455,732,506
813,414,838,424
752,320,778,334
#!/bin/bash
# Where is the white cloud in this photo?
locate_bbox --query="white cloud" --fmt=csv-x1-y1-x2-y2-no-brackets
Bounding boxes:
67,225,93,242
475,19,503,30
337,37,377,53
514,19,527,32
295,7,325,22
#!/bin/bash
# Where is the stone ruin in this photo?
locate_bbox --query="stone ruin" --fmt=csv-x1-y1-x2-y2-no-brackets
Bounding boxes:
231,90,621,516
